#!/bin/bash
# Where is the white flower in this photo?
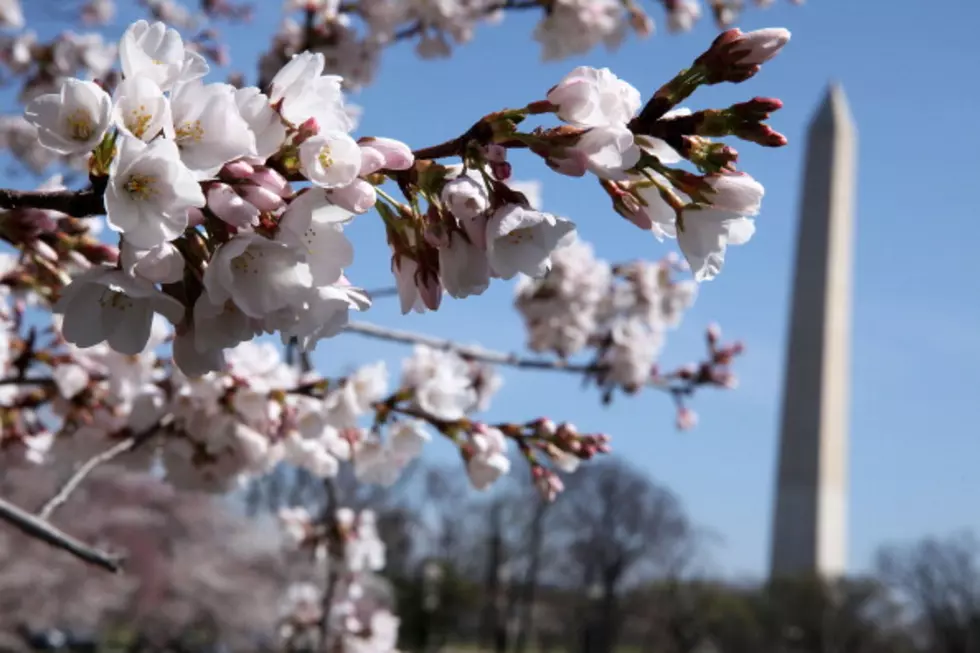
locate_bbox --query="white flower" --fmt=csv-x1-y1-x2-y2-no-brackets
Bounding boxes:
119,20,193,92
269,51,353,132
392,255,425,315
203,234,312,319
54,266,184,355
277,189,354,285
192,293,261,354
105,134,205,249
278,507,311,546
53,364,89,399
486,204,577,279
121,241,185,284
439,232,490,299
675,172,763,281
441,171,489,221
0,0,24,29
173,326,225,377
278,283,370,352
389,419,430,461
112,76,172,142
570,125,640,179
170,80,256,177
299,131,361,189
283,434,340,477
466,427,510,490
703,172,765,215
354,438,403,487
24,79,112,154
547,66,641,128
414,365,475,421
235,86,287,161
678,208,756,282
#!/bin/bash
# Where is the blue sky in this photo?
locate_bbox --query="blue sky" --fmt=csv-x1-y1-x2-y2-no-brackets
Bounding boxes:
11,0,980,578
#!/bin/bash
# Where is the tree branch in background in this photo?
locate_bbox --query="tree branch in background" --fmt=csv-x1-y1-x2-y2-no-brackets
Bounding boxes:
343,321,599,374
37,415,173,521
0,496,123,573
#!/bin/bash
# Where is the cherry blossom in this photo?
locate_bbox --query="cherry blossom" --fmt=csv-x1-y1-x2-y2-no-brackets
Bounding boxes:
23,79,112,154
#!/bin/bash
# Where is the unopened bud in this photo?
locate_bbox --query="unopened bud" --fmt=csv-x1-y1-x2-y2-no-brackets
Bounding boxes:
295,117,319,144
676,407,698,431
629,6,654,37
250,166,292,197
706,323,722,344
32,240,58,262
220,159,255,181
485,143,507,163
490,160,512,181
238,183,286,212
731,28,791,66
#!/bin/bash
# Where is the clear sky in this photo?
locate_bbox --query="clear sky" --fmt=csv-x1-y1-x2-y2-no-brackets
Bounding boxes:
12,0,980,578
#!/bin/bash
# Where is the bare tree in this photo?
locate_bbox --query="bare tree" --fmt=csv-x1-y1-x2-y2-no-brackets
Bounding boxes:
548,457,696,653
877,532,980,653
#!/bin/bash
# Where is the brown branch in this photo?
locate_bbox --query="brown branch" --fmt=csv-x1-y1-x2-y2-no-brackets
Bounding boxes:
343,320,598,373
0,496,123,573
37,414,172,521
0,186,105,218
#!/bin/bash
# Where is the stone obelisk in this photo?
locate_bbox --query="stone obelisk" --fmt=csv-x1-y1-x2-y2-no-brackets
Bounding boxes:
769,84,856,579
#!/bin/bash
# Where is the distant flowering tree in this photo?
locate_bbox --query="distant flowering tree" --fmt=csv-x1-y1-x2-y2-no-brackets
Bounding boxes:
0,0,794,650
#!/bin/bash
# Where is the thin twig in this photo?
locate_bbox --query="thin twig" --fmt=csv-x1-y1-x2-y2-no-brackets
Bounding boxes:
319,479,340,652
37,414,173,521
342,321,598,373
364,286,399,299
0,496,123,573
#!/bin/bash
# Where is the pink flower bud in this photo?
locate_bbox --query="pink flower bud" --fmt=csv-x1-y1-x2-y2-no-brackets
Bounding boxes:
676,407,699,431
491,160,512,181
208,183,261,228
249,166,292,198
327,179,377,214
534,418,556,436
706,322,722,344
360,137,414,171
295,117,319,143
359,144,387,176
485,144,507,163
220,159,255,181
732,28,791,65
32,240,58,262
238,183,285,212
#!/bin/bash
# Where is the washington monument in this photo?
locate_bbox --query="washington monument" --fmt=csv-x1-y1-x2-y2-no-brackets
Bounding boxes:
769,84,857,579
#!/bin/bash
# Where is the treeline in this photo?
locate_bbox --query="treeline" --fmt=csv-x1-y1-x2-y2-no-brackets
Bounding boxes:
248,458,980,653
1,458,979,653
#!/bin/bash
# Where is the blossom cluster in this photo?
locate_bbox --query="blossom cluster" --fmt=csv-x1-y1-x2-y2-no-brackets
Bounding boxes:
262,0,797,90
277,506,399,653
516,244,698,391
